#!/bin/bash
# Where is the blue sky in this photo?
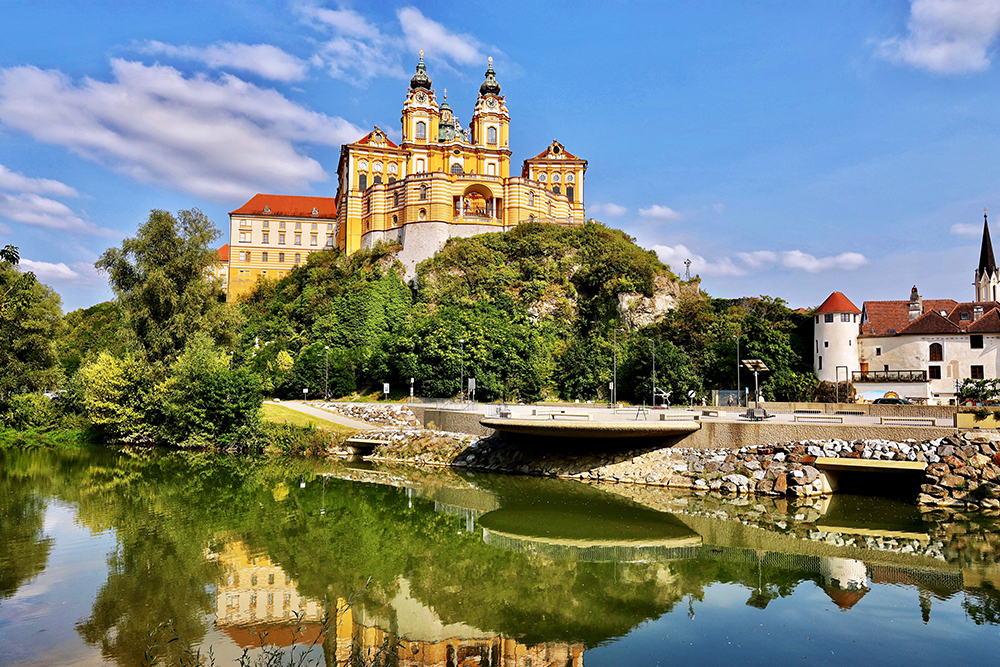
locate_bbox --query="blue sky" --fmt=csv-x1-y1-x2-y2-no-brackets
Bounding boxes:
2,0,1000,312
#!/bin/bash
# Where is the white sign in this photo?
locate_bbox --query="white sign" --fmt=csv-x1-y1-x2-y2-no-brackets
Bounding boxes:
468,378,476,390
383,383,390,394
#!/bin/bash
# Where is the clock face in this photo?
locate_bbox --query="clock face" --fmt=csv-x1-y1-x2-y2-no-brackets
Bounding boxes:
415,91,427,103
486,97,497,109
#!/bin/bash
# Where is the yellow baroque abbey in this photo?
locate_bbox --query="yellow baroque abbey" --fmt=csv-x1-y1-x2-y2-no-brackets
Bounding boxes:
227,54,586,298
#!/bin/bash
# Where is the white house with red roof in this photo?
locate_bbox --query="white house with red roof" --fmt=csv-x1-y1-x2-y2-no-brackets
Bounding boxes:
818,213,1000,404
813,291,861,383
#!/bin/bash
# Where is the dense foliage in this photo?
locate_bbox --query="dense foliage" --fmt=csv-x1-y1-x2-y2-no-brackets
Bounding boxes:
2,212,826,440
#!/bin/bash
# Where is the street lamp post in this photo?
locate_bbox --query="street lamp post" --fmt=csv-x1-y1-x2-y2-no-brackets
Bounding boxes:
324,345,329,400
734,333,741,407
459,338,465,401
613,328,624,407
647,338,656,407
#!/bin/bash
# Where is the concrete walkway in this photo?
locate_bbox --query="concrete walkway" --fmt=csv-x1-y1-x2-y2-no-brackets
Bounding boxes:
275,401,373,430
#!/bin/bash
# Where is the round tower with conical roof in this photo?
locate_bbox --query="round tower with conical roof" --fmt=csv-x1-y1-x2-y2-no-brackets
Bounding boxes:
814,291,861,383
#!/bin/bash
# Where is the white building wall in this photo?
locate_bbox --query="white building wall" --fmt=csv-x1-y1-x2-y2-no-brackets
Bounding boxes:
814,312,860,382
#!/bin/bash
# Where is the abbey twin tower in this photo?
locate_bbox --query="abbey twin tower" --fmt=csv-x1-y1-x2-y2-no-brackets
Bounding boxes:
225,54,588,299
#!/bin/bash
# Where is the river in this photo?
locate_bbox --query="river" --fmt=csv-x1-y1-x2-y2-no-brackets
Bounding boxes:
1,445,999,666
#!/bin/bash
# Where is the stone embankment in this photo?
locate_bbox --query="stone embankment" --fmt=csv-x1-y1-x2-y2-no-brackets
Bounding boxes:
309,402,421,428
354,424,1000,509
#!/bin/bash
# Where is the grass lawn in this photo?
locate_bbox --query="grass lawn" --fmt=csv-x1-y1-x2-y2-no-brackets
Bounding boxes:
261,403,359,436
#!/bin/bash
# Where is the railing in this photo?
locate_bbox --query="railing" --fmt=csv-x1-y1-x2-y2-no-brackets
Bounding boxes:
517,217,584,226
852,370,928,383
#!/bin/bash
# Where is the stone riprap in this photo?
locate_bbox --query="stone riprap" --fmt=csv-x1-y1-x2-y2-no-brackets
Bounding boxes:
308,402,421,428
355,425,1000,509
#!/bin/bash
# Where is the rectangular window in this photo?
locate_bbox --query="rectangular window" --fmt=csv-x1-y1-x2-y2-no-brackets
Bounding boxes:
818,356,822,370
358,173,367,191
971,335,984,349
311,222,318,231
260,270,268,276
841,313,851,322
262,220,269,228
824,313,834,323
239,232,247,243
875,347,882,356
278,252,284,262
815,340,818,352
262,252,268,262
327,223,333,231
310,235,317,246
240,219,251,228
279,221,285,229
824,341,829,348
929,366,941,379
239,251,246,261
295,235,301,245
262,233,269,244
279,234,285,244
972,365,985,379
295,253,301,264
295,222,301,230
238,269,251,276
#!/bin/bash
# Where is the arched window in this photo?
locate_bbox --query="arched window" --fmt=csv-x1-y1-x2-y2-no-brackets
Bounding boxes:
566,185,574,202
394,191,401,206
419,184,428,200
373,175,382,184
487,126,497,144
553,185,561,195
929,343,943,361
416,159,425,172
416,121,426,139
358,173,367,191
528,192,534,206
392,215,398,226
388,176,396,183
450,163,463,174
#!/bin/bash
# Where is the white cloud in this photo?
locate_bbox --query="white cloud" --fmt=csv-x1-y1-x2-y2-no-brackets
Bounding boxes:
0,60,364,203
712,203,726,213
653,244,748,277
397,7,486,66
138,41,309,82
780,250,868,273
638,204,683,222
298,4,498,85
589,202,627,217
0,193,114,236
19,259,102,285
876,0,1000,74
951,222,982,238
0,164,78,197
736,250,778,270
653,244,868,277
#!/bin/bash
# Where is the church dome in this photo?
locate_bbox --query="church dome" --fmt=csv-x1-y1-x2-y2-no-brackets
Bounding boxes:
479,57,501,96
410,53,431,91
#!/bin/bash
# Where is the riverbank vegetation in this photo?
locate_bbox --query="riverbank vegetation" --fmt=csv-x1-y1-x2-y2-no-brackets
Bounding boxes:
0,209,819,444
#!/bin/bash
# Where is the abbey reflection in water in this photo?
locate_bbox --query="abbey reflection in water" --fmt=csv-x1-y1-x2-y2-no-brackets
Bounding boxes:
3,446,1000,666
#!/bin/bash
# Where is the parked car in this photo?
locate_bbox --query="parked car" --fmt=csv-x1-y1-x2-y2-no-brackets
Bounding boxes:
873,397,912,405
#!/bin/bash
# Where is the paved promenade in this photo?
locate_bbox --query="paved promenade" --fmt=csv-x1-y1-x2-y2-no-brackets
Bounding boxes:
277,401,372,430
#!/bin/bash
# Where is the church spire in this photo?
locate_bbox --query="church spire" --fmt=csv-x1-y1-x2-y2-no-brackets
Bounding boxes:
980,209,997,277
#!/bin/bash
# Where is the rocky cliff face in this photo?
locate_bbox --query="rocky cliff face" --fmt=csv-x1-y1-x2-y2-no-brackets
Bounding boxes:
617,277,701,329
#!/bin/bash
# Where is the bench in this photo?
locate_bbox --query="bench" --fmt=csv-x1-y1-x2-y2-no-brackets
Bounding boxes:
662,413,699,422
550,412,591,421
794,409,822,414
742,408,775,421
793,414,843,423
701,409,720,417
880,416,937,426
532,409,565,416
836,410,864,416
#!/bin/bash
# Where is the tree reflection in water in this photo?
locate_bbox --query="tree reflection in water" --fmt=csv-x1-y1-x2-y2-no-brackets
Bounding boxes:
3,446,1000,665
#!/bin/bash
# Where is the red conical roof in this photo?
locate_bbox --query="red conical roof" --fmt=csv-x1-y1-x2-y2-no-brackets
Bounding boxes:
816,291,861,314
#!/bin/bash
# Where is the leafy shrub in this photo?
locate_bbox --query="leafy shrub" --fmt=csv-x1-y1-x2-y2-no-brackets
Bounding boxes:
1,393,59,430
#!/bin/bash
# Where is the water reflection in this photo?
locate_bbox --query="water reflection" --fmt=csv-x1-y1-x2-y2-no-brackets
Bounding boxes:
2,446,1000,666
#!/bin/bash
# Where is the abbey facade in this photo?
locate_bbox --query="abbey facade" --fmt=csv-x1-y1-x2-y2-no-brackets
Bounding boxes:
224,55,587,299
335,54,587,280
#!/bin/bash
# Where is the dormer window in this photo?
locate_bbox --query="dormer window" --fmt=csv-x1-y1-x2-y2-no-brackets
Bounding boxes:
961,312,970,321
263,206,271,214
311,208,319,216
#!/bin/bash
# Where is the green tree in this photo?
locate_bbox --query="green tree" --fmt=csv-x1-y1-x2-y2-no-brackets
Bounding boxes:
0,256,64,405
96,208,240,363
56,302,126,376
158,334,263,447
76,352,156,442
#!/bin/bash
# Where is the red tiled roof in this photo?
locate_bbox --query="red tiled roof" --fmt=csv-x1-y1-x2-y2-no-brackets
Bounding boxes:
967,307,1000,333
860,299,957,337
816,291,860,314
945,301,1000,327
223,623,325,649
216,244,229,262
230,194,336,218
355,128,400,148
823,586,868,610
896,310,962,336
